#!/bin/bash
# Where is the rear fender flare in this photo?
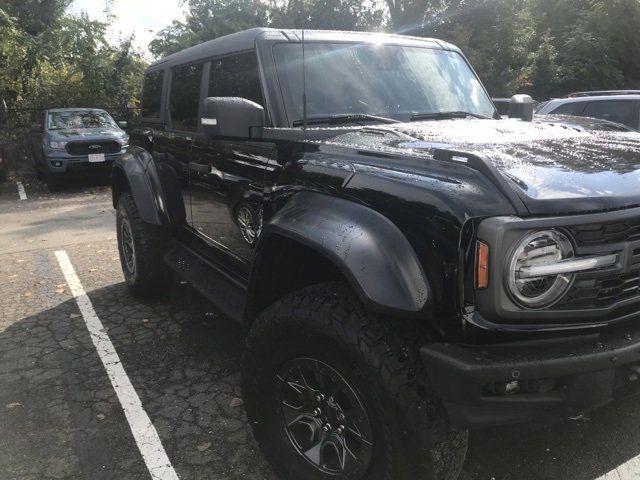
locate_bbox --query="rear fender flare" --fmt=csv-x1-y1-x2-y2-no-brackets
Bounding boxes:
112,146,185,226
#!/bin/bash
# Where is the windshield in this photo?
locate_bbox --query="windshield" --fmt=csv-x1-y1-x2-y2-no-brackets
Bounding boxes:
273,43,496,126
47,110,117,130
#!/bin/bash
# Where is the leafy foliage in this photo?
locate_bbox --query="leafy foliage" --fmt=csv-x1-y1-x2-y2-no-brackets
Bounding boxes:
1,0,640,123
0,0,146,168
146,0,640,100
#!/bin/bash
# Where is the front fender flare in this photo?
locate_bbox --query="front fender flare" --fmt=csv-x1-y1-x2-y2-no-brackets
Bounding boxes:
258,192,431,316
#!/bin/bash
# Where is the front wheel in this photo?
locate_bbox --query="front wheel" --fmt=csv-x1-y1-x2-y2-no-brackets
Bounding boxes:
116,192,173,298
242,283,468,480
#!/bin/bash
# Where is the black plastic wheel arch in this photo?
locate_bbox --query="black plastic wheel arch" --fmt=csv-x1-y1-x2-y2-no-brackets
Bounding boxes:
255,191,432,317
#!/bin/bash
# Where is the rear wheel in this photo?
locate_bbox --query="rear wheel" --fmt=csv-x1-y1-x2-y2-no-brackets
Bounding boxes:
242,282,468,480
116,192,173,298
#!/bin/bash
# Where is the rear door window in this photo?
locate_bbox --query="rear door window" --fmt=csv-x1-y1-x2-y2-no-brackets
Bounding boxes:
170,63,204,132
209,52,263,106
550,102,586,116
583,100,636,127
141,70,164,119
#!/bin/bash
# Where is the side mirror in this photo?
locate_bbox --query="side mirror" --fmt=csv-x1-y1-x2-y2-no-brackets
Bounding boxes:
201,97,265,138
508,94,535,122
31,123,43,133
117,121,128,130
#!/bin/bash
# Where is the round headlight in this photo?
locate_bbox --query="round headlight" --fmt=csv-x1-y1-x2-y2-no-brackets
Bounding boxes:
507,230,574,308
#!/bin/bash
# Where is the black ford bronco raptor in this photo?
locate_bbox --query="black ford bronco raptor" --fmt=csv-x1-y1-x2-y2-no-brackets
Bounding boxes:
113,28,640,480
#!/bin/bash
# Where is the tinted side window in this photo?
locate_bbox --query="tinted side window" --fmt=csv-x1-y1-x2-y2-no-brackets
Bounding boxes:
583,101,636,127
141,70,164,119
551,102,585,116
170,63,203,131
209,52,263,106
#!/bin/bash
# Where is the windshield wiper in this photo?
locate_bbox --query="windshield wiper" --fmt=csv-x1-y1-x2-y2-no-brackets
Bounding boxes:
410,111,490,121
292,114,400,127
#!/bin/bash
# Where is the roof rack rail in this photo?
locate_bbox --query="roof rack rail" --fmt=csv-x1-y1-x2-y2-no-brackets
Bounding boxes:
566,90,640,98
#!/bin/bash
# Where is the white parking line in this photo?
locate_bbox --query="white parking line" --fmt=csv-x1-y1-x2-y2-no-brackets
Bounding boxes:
16,181,27,201
598,457,640,479
55,250,180,480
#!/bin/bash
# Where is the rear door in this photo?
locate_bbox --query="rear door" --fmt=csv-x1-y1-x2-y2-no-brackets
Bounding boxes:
152,63,206,224
189,51,275,267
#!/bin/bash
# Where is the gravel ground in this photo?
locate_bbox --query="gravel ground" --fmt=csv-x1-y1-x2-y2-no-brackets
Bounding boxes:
1,172,639,480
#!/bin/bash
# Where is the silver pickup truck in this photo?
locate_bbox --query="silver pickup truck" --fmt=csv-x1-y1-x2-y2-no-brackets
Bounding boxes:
29,108,129,190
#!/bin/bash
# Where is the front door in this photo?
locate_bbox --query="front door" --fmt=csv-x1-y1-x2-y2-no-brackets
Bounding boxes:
189,50,272,265
190,139,274,262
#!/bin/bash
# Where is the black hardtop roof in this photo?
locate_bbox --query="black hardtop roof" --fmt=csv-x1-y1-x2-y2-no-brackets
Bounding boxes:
147,27,454,71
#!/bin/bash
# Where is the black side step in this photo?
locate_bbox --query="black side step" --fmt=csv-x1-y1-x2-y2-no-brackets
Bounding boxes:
165,245,247,323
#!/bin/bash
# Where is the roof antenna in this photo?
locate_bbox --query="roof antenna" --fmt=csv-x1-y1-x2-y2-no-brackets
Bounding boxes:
301,28,308,132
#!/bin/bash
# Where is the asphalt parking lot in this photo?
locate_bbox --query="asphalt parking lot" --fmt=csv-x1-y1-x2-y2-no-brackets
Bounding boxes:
2,173,640,480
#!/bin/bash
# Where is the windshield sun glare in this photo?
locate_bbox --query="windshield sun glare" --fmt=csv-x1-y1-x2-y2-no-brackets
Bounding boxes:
273,43,496,126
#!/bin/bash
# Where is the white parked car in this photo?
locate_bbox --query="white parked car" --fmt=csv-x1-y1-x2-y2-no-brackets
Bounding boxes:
537,91,640,130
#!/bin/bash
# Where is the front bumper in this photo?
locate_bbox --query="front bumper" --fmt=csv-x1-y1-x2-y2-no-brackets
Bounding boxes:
44,154,122,176
422,324,640,428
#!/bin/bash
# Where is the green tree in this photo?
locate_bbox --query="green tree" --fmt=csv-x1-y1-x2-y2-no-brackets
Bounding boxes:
268,0,385,30
0,0,147,169
150,0,269,58
518,30,561,98
150,0,386,58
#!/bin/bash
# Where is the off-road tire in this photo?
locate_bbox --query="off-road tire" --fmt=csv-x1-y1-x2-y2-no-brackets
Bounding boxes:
242,282,468,480
116,192,173,298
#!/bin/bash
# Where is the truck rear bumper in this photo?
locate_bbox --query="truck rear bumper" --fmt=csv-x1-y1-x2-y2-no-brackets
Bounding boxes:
421,326,640,428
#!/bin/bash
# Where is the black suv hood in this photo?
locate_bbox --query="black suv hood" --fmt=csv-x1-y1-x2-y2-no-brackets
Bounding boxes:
324,117,640,215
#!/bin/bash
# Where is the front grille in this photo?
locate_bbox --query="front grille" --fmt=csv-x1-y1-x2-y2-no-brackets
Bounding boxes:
559,216,640,310
568,218,640,246
559,271,640,309
66,141,121,156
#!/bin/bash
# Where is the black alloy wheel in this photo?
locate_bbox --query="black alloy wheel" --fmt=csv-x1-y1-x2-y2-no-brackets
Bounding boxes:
278,357,373,476
119,214,136,276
